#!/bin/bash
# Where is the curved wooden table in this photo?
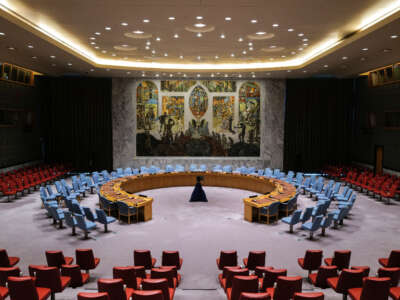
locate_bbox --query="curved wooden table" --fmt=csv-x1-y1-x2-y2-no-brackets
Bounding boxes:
100,172,296,223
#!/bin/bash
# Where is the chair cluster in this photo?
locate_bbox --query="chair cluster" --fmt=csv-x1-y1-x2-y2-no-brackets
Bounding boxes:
216,249,400,300
0,163,70,201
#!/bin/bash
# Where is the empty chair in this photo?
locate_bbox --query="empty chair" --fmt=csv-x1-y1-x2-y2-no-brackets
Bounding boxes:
226,275,258,300
294,292,324,300
95,209,116,232
308,265,338,288
298,250,323,275
190,164,198,172
320,213,334,236
378,267,400,287
243,251,266,271
75,214,96,239
45,251,73,268
64,211,77,235
0,249,19,268
134,250,156,270
162,251,183,270
150,267,176,289
260,268,287,291
35,266,71,300
76,249,100,274
124,168,133,176
61,264,89,288
199,164,207,172
325,250,351,271
28,264,46,277
327,268,364,300
0,286,8,300
350,266,370,278
0,266,20,286
77,292,110,300
221,268,249,292
300,207,314,224
213,164,223,172
239,292,271,300
132,290,163,300
8,276,51,300
301,215,323,239
48,206,65,229
259,201,280,224
142,278,174,300
390,287,400,300
281,209,302,233
332,206,349,228
112,266,138,290
223,165,233,173
348,277,390,300
266,276,303,300
379,250,400,268
82,207,98,222
116,201,138,224
97,278,134,300
217,251,238,270
99,195,117,216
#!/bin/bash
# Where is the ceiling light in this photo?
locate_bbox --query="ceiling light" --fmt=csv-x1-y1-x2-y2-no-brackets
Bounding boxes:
94,32,101,35
101,50,107,53
272,24,279,27
197,56,201,60
142,73,145,76
324,64,328,68
179,55,183,59
156,37,161,41
360,57,366,61
252,74,256,78
251,19,258,23
127,71,131,74
211,73,215,77
90,69,94,72
298,47,303,51
224,74,228,77
111,53,116,56
31,56,37,59
242,50,247,54
238,74,242,78
196,33,202,37
256,32,266,35
225,17,231,21
0,32,5,36
220,34,226,39
155,74,159,77
121,22,128,26
249,47,253,51
7,47,15,50
143,19,150,23
27,45,34,48
288,28,294,32
342,56,348,60
266,72,271,75
196,16,203,20
50,55,56,58
164,53,168,56
152,50,156,54
362,48,368,51
303,70,307,73
291,51,296,55
145,46,150,50
169,74,173,77
302,38,308,41
270,45,276,48
122,44,129,47
146,41,151,45
133,30,144,34
383,48,392,53
89,37,96,40
390,35,398,39
124,57,128,59
105,27,111,30
173,34,179,38
281,55,286,58
248,42,253,46
238,37,243,42
215,55,219,59
303,43,308,46
269,58,274,60
287,70,291,72
90,42,96,45
194,23,206,28
168,17,175,20
183,74,187,77
197,74,200,77
298,33,304,37
67,63,72,66
231,53,235,57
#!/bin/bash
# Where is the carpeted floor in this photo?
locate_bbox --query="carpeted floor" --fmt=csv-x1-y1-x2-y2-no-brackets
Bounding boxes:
0,179,399,300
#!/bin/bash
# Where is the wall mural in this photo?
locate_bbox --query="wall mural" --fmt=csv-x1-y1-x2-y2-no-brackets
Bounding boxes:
136,80,261,157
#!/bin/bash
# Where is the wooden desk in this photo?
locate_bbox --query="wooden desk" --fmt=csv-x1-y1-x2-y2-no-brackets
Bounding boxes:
100,172,296,223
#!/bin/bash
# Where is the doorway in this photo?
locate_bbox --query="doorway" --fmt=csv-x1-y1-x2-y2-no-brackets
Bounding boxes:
374,145,384,175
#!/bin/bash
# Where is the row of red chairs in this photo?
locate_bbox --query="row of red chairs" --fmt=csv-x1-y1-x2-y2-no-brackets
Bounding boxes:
216,249,400,300
0,163,70,201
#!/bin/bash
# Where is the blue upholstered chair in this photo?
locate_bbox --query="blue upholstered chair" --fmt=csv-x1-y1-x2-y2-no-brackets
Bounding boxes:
49,206,65,229
293,175,304,187
72,203,85,216
190,164,198,172
64,198,77,212
223,165,232,173
280,193,298,216
116,201,138,224
78,179,90,193
338,194,356,209
55,181,64,196
199,164,207,172
323,180,335,191
95,209,116,232
284,171,295,182
259,201,280,224
301,215,323,239
72,181,85,197
309,181,324,198
165,165,174,172
332,182,341,196
175,164,185,172
101,170,112,181
61,186,78,203
212,164,223,172
317,188,334,203
124,167,133,176
99,195,117,216
271,169,281,178
332,207,349,228
64,211,77,235
336,189,353,202
83,207,98,222
320,212,335,236
140,166,149,174
84,176,97,193
75,214,97,239
299,177,311,194
131,168,139,175
256,169,264,176
46,185,61,199
281,209,302,233
300,207,314,223
311,204,325,220
40,186,56,202
111,171,118,179
264,168,273,177
334,186,349,199
116,168,124,177
247,167,256,174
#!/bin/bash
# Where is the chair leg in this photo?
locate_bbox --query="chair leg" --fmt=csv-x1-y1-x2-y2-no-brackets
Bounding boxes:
309,232,314,240
51,292,55,300
84,231,89,239
59,220,64,229
72,226,76,236
104,223,108,232
322,228,326,236
289,225,293,233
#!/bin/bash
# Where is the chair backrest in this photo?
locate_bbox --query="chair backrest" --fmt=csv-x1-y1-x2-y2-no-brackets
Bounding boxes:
45,251,66,268
132,290,163,300
116,201,130,214
199,164,207,171
333,182,341,194
267,201,280,215
97,278,125,300
218,251,238,269
303,177,311,187
112,266,137,289
162,251,180,268
76,249,96,270
290,210,302,225
310,216,323,231
225,268,249,290
0,266,20,286
75,214,88,230
300,207,314,223
95,209,108,224
336,268,364,293
0,250,11,267
262,268,287,290
321,213,334,228
332,250,351,270
340,186,349,197
82,207,96,222
315,265,337,288
8,276,39,300
273,276,303,300
142,278,170,300
72,203,85,216
293,292,324,300
150,268,175,288
246,251,266,270
388,250,400,267
303,250,323,270
359,277,390,300
239,292,271,300
134,250,153,269
231,275,258,300
35,266,64,292
64,211,76,227
77,292,110,300
378,267,400,287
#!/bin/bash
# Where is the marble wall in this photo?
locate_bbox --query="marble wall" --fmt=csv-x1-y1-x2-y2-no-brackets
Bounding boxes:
112,78,285,170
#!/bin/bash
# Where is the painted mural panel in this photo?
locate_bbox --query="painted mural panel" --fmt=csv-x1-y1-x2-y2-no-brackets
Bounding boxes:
238,82,261,145
161,80,196,92
136,81,158,131
189,86,208,119
201,80,236,92
213,96,234,134
160,96,184,143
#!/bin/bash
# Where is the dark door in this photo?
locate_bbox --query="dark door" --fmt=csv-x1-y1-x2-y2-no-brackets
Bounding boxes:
374,145,384,175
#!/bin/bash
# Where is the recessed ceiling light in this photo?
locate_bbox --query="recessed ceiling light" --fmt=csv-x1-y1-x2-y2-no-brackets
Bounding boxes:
224,74,228,77
27,45,34,48
360,57,366,61
287,70,292,73
145,46,150,50
169,74,173,77
194,23,206,28
179,55,183,59
238,74,242,78
303,43,308,46
251,19,258,23
249,47,254,51
298,47,303,51
122,44,129,47
0,32,5,36
152,50,156,54
342,56,348,60
156,37,161,41
164,53,168,56
121,22,128,26
303,70,307,73
270,45,276,48
197,74,200,77
133,30,144,34
211,73,215,77
272,24,279,27
238,37,243,42
105,26,111,30
174,34,179,38
142,73,146,76
291,51,296,55
298,33,304,37
196,33,202,37
220,34,226,39
269,58,274,60
215,55,219,59
67,63,72,66
281,55,286,58
256,32,266,35
50,55,56,59
106,69,110,71
94,32,101,35
143,19,150,23
252,74,256,78
90,69,95,72
90,42,96,45
155,73,159,77
31,56,37,59
248,42,253,46
288,28,294,32
197,56,201,60
7,46,15,50
266,72,271,75
111,53,116,57
126,71,131,74
101,50,107,53
324,64,328,68
168,17,175,20
225,17,231,21
183,74,187,77
230,53,235,57
362,48,368,51
390,35,398,39
383,48,392,53
242,50,247,54
302,38,308,42
196,16,203,20
146,41,151,46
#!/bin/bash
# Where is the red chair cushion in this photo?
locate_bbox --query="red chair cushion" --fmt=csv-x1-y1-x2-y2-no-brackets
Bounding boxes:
348,287,362,300
390,287,400,300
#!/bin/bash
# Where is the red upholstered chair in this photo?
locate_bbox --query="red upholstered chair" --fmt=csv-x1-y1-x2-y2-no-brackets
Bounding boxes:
76,249,100,273
243,251,266,271
160,266,181,286
61,264,89,288
134,250,156,270
142,278,174,300
255,266,274,278
222,268,249,292
0,249,20,267
0,266,20,286
324,250,351,270
348,277,390,300
28,265,46,277
298,250,323,275
77,292,110,300
390,287,400,300
378,267,400,287
45,251,73,268
162,251,183,270
132,290,164,300
350,266,370,278
112,266,138,289
293,292,324,300
132,266,146,278
97,278,134,300
35,266,71,300
239,292,271,300
0,286,8,300
260,268,287,291
378,250,400,268
266,276,302,300
217,251,238,270
227,275,258,300
308,266,338,288
326,268,364,300
151,268,176,289
219,266,241,288
8,276,51,300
